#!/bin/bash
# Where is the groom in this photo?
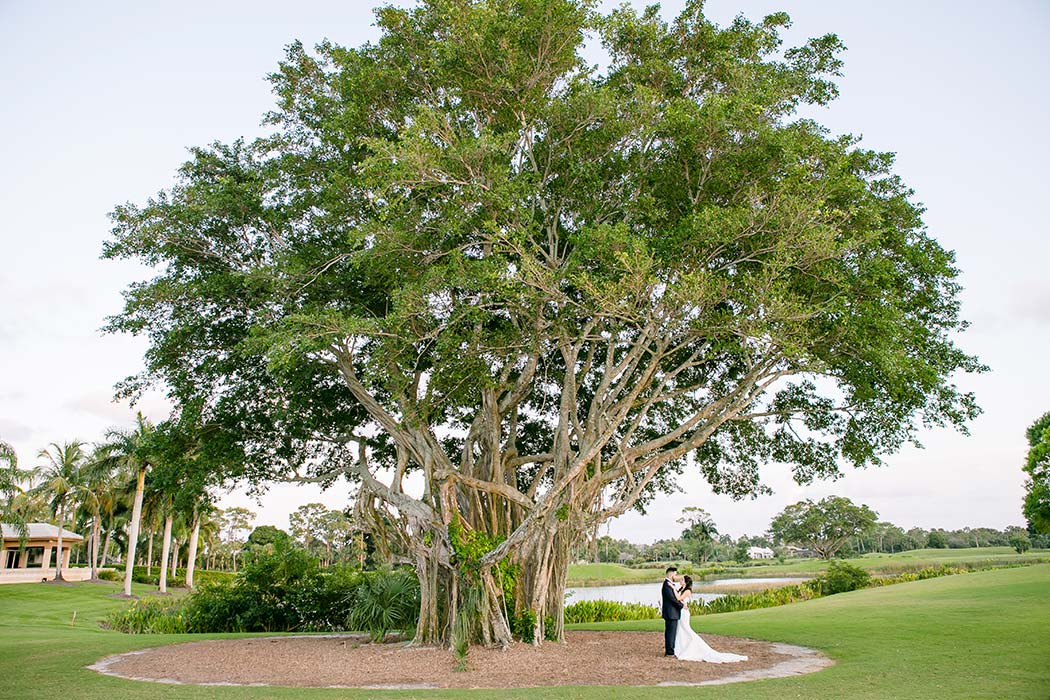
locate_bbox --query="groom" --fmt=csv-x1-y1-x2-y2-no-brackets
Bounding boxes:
661,566,684,656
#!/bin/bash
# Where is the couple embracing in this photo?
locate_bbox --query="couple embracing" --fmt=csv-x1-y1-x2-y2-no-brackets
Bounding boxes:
661,566,747,663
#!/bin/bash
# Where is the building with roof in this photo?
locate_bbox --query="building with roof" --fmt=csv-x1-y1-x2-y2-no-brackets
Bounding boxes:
746,546,775,560
0,523,90,583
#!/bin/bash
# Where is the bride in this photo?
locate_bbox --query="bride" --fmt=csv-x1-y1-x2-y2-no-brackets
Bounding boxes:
674,576,748,663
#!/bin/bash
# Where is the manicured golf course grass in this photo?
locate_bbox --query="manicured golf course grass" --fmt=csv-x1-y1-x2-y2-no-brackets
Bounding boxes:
1,564,1047,699
567,547,1050,585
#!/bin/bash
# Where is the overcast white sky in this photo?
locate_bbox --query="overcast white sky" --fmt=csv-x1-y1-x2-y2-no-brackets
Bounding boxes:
1,1,1047,543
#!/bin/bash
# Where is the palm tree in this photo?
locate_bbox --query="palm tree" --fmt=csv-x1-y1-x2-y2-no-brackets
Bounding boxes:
87,443,130,568
140,486,164,576
184,501,220,587
76,446,118,580
194,506,222,572
1,439,37,504
0,439,38,546
97,487,125,566
0,439,24,492
34,441,87,581
156,490,181,594
102,413,154,596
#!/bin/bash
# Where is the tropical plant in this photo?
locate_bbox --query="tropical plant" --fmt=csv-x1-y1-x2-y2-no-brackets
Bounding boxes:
0,439,30,497
105,596,190,634
101,413,155,595
348,568,420,642
564,599,659,624
76,446,117,579
0,438,38,546
678,507,719,563
33,441,87,580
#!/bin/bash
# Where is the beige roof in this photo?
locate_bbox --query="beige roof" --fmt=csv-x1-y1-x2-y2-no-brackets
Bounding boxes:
1,523,84,542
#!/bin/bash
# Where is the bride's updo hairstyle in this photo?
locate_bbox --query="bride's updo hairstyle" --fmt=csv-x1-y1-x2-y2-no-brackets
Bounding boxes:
683,575,693,591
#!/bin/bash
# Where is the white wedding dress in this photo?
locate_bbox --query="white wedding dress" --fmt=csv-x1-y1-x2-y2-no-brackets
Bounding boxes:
674,594,748,663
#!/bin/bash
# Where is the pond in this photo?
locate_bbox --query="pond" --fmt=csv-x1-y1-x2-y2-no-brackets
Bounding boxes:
565,582,725,606
564,577,810,607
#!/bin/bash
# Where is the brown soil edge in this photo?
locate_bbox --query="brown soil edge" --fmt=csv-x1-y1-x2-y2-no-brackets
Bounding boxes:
87,632,832,689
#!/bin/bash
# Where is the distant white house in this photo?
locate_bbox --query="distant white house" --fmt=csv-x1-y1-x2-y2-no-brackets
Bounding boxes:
785,545,815,558
0,523,90,584
747,546,774,560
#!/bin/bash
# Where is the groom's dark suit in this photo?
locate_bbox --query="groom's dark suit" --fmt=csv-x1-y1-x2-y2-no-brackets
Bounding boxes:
661,578,684,655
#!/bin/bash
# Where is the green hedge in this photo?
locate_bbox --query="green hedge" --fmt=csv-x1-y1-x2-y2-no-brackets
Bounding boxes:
128,566,235,588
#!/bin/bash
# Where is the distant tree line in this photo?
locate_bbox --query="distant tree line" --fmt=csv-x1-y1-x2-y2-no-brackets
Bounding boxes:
575,495,1046,566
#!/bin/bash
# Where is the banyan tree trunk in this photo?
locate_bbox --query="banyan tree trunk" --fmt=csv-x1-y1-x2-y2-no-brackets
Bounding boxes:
405,514,581,649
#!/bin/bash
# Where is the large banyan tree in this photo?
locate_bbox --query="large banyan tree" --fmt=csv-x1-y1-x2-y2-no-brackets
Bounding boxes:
105,0,983,646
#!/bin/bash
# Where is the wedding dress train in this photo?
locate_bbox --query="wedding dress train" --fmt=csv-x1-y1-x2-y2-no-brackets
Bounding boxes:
674,604,748,663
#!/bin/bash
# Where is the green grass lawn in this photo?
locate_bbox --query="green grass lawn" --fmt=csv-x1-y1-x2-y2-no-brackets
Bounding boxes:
568,547,1050,585
1,565,1048,699
567,562,671,585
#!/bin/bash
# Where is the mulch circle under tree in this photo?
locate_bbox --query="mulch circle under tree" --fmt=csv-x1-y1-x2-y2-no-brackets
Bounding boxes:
90,631,831,689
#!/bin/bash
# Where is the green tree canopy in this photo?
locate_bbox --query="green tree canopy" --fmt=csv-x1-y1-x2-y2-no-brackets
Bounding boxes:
1008,531,1030,555
1022,411,1050,533
104,0,982,646
677,506,718,563
768,495,878,559
289,502,332,550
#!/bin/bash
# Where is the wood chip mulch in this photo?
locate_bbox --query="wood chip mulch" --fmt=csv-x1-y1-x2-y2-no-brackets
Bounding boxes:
93,631,827,689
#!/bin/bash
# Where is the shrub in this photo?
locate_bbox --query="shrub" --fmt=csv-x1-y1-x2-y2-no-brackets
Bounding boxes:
186,545,350,633
190,569,236,586
511,609,537,644
183,580,256,632
1009,533,1031,554
131,566,185,587
106,597,189,634
111,545,370,634
347,568,419,641
870,564,965,587
692,583,820,615
96,569,120,582
811,560,871,595
564,600,660,624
